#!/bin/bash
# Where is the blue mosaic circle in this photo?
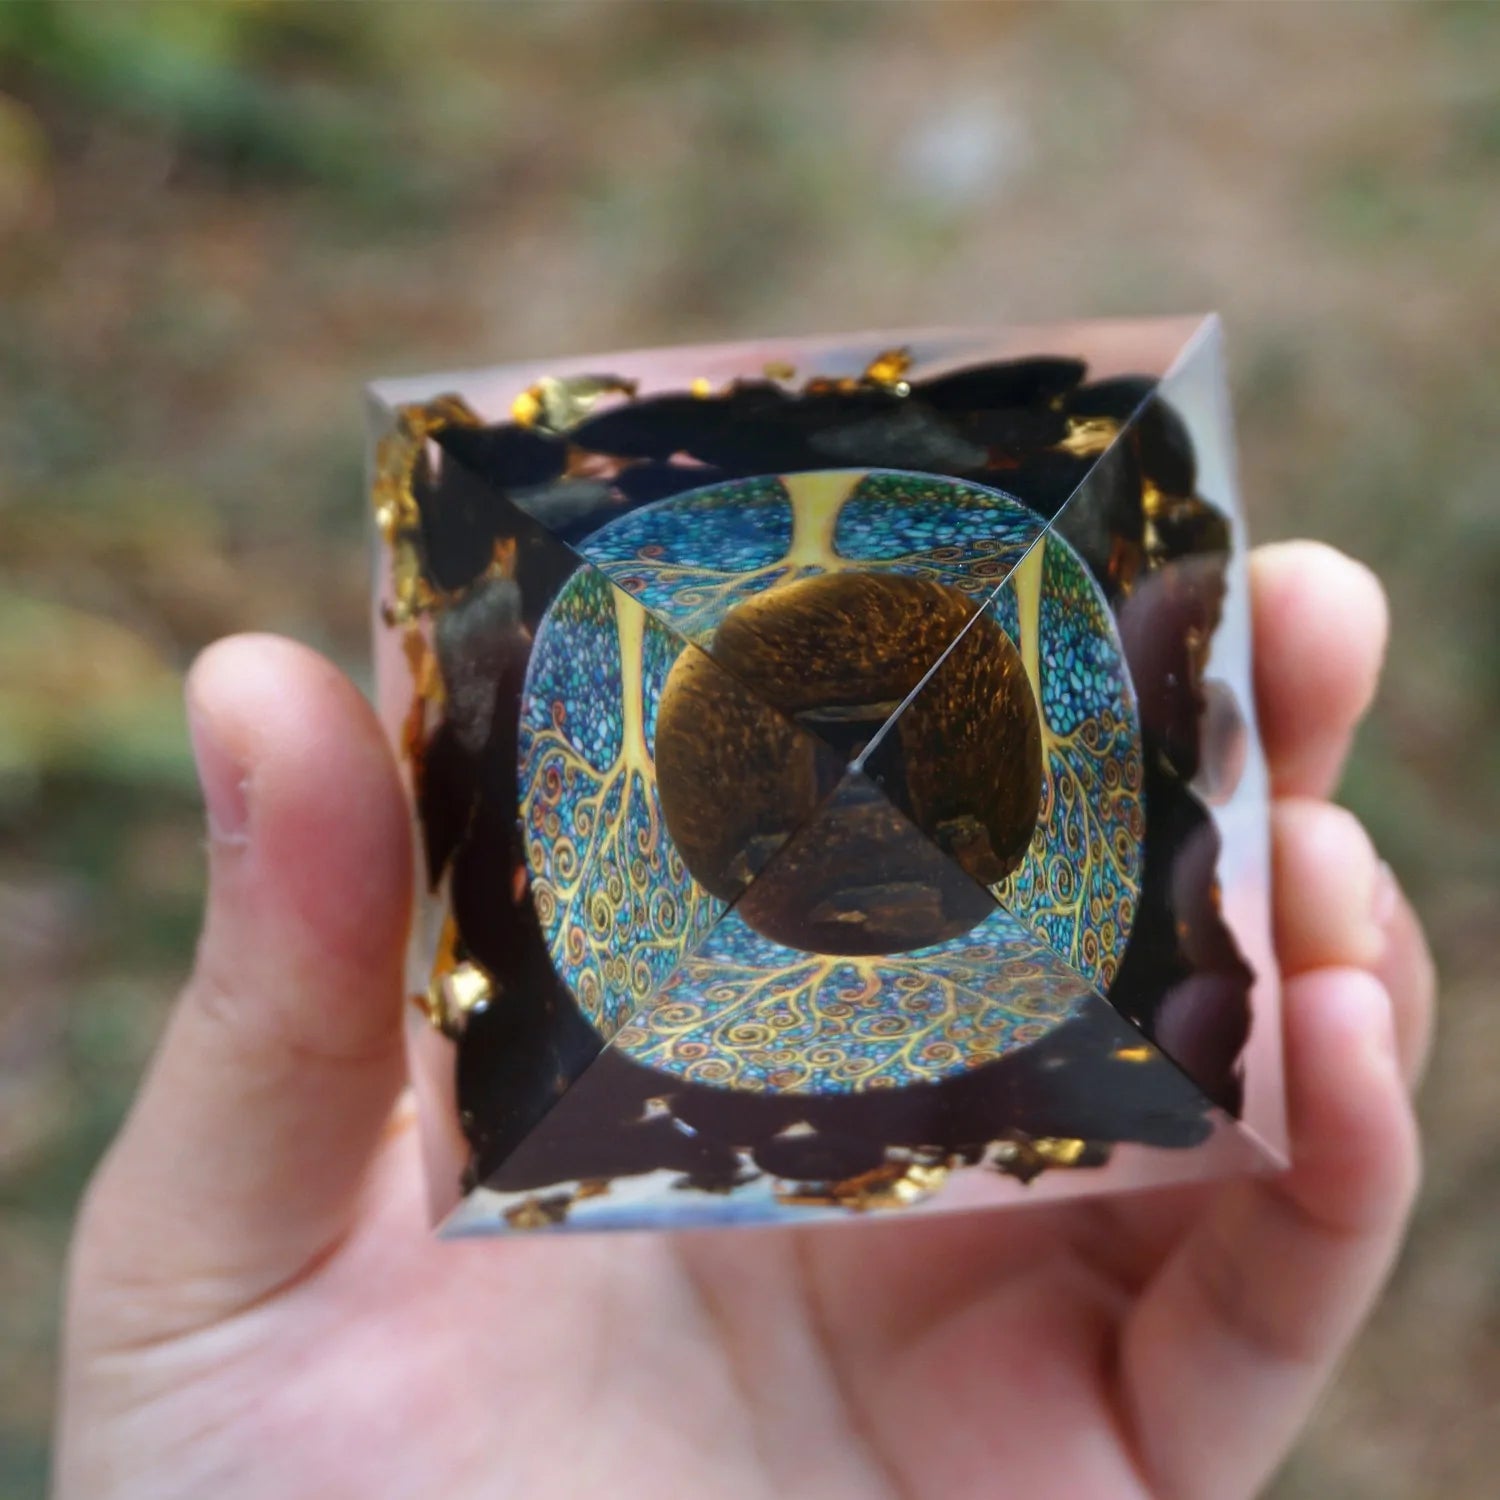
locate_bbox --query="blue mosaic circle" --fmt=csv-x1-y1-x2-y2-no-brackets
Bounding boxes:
519,468,1143,1089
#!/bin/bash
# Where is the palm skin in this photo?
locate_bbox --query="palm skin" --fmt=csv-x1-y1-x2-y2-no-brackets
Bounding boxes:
55,543,1433,1500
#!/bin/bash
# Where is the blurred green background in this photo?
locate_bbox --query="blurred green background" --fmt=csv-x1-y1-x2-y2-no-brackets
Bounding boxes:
0,2,1496,1495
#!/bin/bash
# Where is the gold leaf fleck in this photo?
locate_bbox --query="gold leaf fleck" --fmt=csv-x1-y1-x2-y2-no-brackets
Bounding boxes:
984,1131,1096,1184
372,394,482,624
1055,414,1121,459
423,961,493,1039
1031,1136,1089,1167
862,346,913,393
510,387,544,428
776,1158,949,1211
504,1194,572,1230
512,374,637,434
415,919,495,1039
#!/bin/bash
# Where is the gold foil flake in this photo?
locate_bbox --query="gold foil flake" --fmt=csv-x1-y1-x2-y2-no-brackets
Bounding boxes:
776,1159,950,1212
417,392,483,434
510,374,637,434
510,388,544,428
423,962,492,1039
504,1193,572,1230
400,690,429,767
1056,414,1121,459
1114,1044,1154,1063
446,962,493,1014
402,625,443,703
762,360,797,382
434,906,462,972
416,919,494,1039
985,1132,1094,1185
690,376,714,398
794,350,913,399
1032,1136,1089,1166
386,543,435,627
1140,480,1172,563
372,394,483,624
862,346,913,394
373,499,402,543
373,394,482,527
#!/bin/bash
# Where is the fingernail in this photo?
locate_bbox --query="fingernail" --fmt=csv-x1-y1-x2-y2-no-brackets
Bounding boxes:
1371,859,1400,932
187,700,249,843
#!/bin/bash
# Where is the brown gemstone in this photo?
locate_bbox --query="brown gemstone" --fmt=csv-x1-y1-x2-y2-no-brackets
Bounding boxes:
654,571,1043,954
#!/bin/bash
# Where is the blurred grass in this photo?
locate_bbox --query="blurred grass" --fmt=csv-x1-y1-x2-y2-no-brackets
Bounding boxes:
1,2,1497,1496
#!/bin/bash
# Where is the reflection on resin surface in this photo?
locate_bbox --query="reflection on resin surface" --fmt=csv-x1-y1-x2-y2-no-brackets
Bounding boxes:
370,320,1278,1233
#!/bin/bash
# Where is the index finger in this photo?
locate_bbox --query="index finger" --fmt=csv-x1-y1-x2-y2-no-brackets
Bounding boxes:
1251,540,1389,799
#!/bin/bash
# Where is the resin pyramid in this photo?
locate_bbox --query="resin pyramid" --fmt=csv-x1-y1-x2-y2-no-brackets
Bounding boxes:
369,318,1285,1234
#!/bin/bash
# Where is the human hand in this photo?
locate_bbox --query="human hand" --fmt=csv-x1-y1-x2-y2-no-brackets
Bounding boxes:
53,541,1433,1500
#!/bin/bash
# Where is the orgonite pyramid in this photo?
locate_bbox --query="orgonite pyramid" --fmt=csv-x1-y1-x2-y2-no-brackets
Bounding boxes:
369,318,1286,1234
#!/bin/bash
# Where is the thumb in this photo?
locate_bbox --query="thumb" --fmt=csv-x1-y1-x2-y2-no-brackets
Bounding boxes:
67,634,412,1348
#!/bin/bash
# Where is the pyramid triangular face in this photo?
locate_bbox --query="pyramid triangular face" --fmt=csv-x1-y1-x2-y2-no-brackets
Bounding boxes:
614,768,1106,1095
372,317,1284,1232
421,346,1178,772
1099,319,1284,1154
451,768,1278,1233
449,1018,1273,1235
391,443,851,1176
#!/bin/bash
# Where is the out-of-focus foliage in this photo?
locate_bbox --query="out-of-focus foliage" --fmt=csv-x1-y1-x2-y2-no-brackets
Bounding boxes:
0,3,1496,1497
0,0,388,190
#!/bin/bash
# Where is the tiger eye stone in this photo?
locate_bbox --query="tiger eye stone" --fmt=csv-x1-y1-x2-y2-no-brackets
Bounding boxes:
654,570,1043,954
